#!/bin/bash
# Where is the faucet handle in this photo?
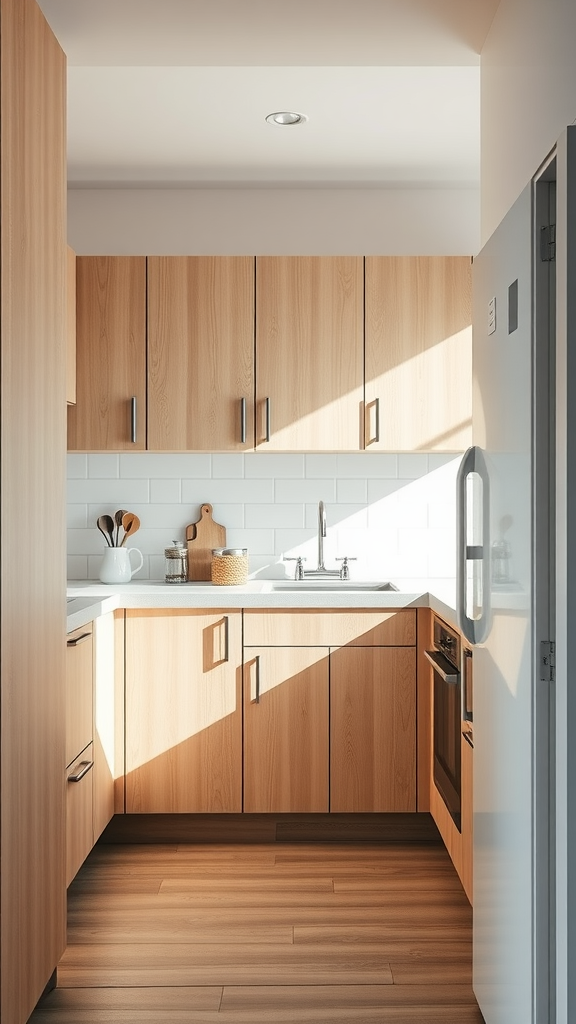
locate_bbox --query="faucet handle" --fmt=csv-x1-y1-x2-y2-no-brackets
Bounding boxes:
285,556,307,580
336,556,357,580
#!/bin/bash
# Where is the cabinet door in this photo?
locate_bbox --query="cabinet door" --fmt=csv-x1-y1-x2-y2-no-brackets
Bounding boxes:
330,646,416,812
125,610,242,813
68,256,146,450
365,256,472,451
244,647,329,812
148,256,255,451
256,257,364,450
66,744,94,887
65,626,93,769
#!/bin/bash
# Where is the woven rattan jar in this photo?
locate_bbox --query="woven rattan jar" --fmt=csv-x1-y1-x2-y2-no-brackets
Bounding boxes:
211,548,249,586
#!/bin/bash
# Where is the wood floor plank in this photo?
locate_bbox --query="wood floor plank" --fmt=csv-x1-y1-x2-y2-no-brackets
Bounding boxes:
67,922,294,944
39,987,222,1010
159,877,335,893
293,927,473,950
221,983,480,1009
57,963,394,987
333,874,463,892
29,1010,486,1024
390,958,474,985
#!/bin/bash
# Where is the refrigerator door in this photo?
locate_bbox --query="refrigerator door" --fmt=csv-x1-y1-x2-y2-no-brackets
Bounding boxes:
469,184,535,1024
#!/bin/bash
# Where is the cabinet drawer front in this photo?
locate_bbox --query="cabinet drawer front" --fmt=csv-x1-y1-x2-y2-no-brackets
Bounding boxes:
66,625,93,768
66,743,94,887
243,609,416,647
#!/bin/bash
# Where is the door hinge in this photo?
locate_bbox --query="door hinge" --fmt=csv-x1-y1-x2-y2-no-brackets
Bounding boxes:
540,641,555,682
540,224,556,262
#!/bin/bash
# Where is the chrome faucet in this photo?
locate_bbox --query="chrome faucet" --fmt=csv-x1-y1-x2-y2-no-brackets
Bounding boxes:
303,501,339,578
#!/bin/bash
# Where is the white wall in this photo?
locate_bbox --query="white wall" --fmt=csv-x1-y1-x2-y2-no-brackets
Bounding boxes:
68,187,480,255
481,0,576,243
67,451,461,598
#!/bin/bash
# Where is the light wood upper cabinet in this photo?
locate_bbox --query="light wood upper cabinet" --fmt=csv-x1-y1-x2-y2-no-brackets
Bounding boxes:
147,257,255,451
365,256,472,451
243,646,329,813
66,245,77,405
330,646,416,812
125,609,242,813
67,256,147,451
256,256,364,450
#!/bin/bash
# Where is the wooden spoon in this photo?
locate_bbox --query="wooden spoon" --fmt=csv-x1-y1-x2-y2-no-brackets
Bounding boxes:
97,514,115,548
120,512,140,546
114,508,128,547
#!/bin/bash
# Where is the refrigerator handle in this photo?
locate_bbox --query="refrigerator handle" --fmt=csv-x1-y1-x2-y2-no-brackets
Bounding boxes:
457,445,491,644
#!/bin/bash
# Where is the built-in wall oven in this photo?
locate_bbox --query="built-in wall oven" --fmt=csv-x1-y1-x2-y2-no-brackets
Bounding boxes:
425,616,462,832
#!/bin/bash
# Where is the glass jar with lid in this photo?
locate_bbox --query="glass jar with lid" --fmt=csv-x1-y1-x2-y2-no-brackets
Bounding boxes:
164,540,188,583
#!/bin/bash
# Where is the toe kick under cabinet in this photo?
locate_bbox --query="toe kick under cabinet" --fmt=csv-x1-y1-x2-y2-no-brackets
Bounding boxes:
243,609,417,813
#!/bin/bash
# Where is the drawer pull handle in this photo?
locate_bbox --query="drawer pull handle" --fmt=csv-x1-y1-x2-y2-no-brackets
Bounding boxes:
68,759,93,783
67,632,91,648
240,397,247,444
265,397,271,442
130,396,137,443
253,655,261,704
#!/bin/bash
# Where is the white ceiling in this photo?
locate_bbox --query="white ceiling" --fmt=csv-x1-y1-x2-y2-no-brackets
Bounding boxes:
38,0,499,189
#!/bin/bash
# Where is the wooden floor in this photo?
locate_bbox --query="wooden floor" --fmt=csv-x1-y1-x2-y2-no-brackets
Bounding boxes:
32,841,485,1023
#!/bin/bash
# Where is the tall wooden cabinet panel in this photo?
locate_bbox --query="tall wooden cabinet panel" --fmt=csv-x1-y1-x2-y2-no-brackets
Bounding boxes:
256,256,364,450
125,609,242,813
1,0,67,1020
365,256,472,451
330,646,416,812
243,646,329,812
67,256,147,451
148,257,255,451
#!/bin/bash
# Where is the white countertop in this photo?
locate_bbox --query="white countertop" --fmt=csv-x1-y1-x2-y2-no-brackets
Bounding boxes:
66,579,460,632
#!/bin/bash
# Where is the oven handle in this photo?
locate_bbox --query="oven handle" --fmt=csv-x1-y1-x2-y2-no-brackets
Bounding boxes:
424,649,460,684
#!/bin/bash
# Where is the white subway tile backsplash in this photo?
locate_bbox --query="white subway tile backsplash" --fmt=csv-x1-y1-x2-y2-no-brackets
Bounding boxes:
68,478,150,504
150,478,181,503
87,454,120,478
305,454,338,478
182,478,274,505
67,504,88,528
67,454,88,479
398,454,429,479
245,454,305,479
275,479,336,504
212,454,245,478
120,453,211,478
67,555,88,579
245,504,304,529
336,478,367,504
337,454,398,478
67,450,459,586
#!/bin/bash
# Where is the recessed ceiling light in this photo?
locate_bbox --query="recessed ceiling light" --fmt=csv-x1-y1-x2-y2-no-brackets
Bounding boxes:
265,111,308,126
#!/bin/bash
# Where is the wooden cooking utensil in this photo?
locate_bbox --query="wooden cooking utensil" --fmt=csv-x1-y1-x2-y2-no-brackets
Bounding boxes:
120,512,140,546
97,514,115,547
186,504,226,581
114,508,128,547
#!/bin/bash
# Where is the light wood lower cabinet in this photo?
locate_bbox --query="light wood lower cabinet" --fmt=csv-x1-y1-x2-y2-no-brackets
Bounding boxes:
125,609,242,813
66,745,94,887
330,646,416,812
65,625,93,770
243,647,329,813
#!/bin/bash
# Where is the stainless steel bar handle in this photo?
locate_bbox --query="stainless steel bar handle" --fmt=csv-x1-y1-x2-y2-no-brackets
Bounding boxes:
224,616,229,663
254,655,260,704
66,632,91,648
240,398,247,444
365,399,380,446
130,396,137,443
456,445,491,645
424,649,460,684
265,398,271,443
373,397,380,444
67,759,94,783
462,730,474,749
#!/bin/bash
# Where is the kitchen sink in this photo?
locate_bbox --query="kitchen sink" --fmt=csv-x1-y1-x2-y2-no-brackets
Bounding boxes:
270,581,399,592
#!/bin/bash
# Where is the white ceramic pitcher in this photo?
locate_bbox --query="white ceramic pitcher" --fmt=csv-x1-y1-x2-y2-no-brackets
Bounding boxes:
99,546,143,584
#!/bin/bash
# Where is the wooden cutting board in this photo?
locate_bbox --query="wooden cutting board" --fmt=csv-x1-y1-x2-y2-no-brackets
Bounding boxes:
186,504,226,581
